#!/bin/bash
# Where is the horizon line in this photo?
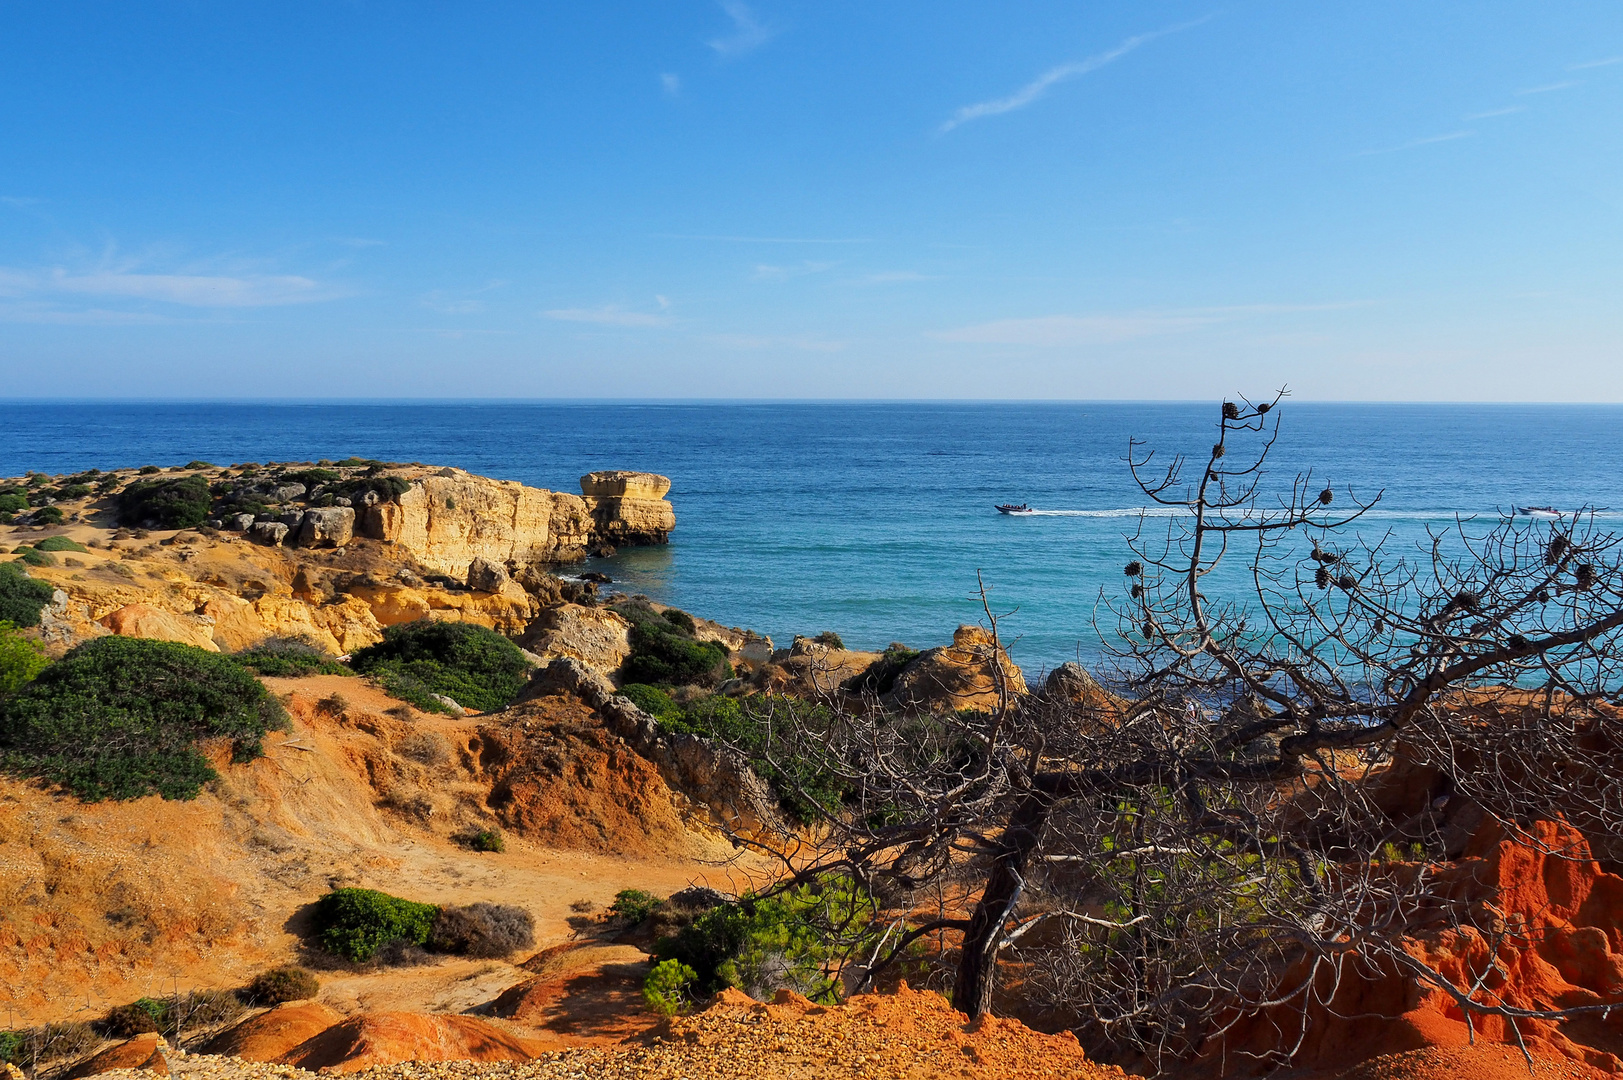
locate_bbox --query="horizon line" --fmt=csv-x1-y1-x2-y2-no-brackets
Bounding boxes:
4,396,1623,408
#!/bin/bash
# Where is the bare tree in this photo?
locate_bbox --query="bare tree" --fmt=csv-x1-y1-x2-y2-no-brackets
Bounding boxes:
725,395,1623,1071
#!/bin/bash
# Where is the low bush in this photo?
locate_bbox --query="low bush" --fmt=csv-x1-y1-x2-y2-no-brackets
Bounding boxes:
0,493,26,513
106,997,166,1036
843,643,921,696
610,888,664,925
56,484,94,499
350,620,531,713
32,506,64,525
615,605,732,688
138,465,162,475
812,630,845,649
246,965,321,1005
33,536,89,553
118,474,212,529
314,887,440,962
105,990,243,1038
0,621,49,696
233,637,351,677
643,959,698,1015
0,562,57,627
469,827,504,852
0,1020,97,1068
430,902,535,958
183,460,215,470
335,475,412,503
619,682,681,723
648,881,873,1004
0,636,289,801
281,468,341,487
13,546,53,567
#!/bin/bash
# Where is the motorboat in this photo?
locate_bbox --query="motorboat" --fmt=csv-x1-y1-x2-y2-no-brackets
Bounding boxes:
1517,506,1564,519
995,503,1035,515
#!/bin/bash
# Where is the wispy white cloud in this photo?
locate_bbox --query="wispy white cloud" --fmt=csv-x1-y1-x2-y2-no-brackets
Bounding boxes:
752,260,837,281
1570,56,1622,70
0,265,342,307
542,304,671,327
1517,80,1578,95
940,16,1212,133
661,72,682,96
709,1,774,57
1464,105,1526,120
705,333,844,352
1354,130,1474,157
933,303,1365,346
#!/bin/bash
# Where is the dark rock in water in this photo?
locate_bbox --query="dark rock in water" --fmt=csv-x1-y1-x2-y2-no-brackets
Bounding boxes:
589,543,617,558
581,571,613,584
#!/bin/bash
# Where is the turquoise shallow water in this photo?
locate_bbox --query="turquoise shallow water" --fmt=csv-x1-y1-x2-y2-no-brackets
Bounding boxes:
4,401,1621,674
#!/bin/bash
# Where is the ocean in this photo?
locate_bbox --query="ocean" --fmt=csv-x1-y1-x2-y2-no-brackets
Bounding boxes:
4,401,1621,675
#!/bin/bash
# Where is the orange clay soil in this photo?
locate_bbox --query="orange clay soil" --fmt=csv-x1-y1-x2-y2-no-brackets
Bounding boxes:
0,673,749,1026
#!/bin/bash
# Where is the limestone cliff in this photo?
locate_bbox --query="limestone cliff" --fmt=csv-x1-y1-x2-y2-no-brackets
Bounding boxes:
361,468,673,577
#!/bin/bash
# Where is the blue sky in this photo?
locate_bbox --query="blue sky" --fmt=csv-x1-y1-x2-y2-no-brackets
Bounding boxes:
1,2,1619,400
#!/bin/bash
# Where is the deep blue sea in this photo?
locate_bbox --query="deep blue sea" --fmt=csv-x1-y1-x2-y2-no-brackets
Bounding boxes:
4,402,1621,675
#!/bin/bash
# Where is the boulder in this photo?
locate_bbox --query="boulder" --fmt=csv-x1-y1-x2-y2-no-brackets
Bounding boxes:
267,482,307,503
578,471,672,500
518,604,633,678
98,603,220,652
249,521,289,546
200,594,269,652
1044,661,1128,717
65,1033,168,1078
200,1001,343,1062
882,625,1026,714
298,506,355,548
276,1012,547,1073
466,556,510,593
226,513,255,531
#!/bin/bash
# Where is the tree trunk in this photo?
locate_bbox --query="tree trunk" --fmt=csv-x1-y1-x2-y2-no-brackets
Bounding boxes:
952,790,1052,1018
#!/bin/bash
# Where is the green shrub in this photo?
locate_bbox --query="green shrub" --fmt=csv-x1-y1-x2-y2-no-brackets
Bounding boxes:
622,623,731,688
313,887,440,962
118,474,212,529
648,882,870,1004
33,506,64,525
13,546,53,567
430,902,535,957
0,1021,97,1068
0,563,54,627
0,636,289,801
368,668,461,714
184,460,215,470
619,682,681,722
0,493,26,514
247,965,321,1005
0,621,48,696
643,959,698,1015
336,475,412,503
610,888,665,925
33,536,89,553
813,630,845,649
106,991,242,1038
233,638,351,677
139,465,162,474
469,828,504,853
350,620,531,713
106,997,166,1036
844,644,920,696
56,484,94,499
662,608,696,634
336,457,383,468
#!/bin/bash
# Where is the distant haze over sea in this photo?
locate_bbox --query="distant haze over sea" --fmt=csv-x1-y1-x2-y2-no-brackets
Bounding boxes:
7,401,1621,673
